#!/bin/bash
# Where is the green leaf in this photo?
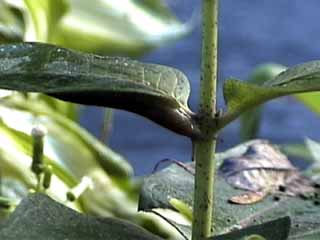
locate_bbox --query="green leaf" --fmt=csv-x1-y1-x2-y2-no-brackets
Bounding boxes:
239,64,286,140
306,138,320,164
1,94,133,179
52,0,192,55
210,217,290,240
0,1,23,43
0,116,83,213
0,193,163,240
30,93,79,122
8,0,191,55
304,138,320,179
0,42,198,137
139,140,320,239
0,94,138,219
23,0,69,41
280,143,314,164
222,61,320,127
294,92,320,116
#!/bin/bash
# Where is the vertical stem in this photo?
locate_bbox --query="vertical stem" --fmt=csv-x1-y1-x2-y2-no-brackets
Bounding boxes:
192,0,219,239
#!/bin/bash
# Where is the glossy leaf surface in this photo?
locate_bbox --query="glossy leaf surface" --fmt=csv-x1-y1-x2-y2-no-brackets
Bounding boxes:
0,42,197,137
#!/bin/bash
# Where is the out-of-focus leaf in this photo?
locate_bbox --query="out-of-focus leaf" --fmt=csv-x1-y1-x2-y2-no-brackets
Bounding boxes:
169,198,193,221
304,138,320,180
23,0,69,41
139,140,320,239
306,138,320,164
222,61,320,128
280,143,314,164
294,92,320,116
29,93,79,122
0,42,198,137
0,94,138,219
210,217,290,240
0,116,81,213
240,64,286,141
0,92,181,237
99,108,113,143
52,0,193,56
0,0,23,43
7,0,192,55
2,93,134,179
0,193,163,240
240,107,262,141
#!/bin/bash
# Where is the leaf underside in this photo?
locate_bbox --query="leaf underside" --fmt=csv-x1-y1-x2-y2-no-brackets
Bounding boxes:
0,42,198,137
223,61,320,124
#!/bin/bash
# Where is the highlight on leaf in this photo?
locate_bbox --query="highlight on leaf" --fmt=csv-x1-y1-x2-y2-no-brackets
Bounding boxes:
0,42,199,137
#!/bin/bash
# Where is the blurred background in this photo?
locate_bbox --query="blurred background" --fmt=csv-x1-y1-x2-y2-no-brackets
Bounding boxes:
81,0,320,175
2,0,320,176
1,1,320,238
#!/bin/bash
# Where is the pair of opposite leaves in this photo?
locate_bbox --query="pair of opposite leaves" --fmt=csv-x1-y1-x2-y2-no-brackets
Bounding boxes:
1,43,320,138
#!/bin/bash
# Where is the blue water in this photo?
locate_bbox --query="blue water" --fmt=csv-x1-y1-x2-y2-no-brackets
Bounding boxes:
81,0,320,175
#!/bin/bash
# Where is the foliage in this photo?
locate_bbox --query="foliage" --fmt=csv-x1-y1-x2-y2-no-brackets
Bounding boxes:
0,0,192,55
139,140,320,239
240,63,320,141
0,1,320,240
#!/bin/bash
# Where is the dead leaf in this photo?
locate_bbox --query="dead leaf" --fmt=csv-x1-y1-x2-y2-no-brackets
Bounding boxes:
219,140,317,204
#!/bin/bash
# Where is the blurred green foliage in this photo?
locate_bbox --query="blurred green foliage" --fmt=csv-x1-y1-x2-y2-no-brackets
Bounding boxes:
0,0,193,239
1,0,192,56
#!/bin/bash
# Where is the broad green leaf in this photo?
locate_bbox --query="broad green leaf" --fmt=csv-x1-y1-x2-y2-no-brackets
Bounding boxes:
222,61,320,127
0,193,163,240
139,140,320,239
52,0,192,55
240,64,286,140
23,0,69,41
0,42,198,137
210,217,290,240
7,0,191,55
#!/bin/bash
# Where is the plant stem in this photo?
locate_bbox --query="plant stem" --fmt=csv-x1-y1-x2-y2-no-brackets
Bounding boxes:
192,0,219,239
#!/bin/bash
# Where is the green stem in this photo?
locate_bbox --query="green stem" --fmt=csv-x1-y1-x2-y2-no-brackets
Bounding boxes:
192,0,219,239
